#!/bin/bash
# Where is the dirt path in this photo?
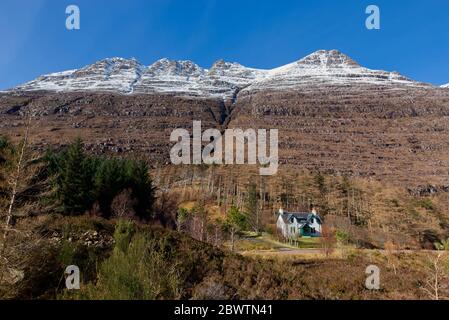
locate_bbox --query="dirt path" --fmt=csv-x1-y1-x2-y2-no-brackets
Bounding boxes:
240,247,323,257
274,248,322,255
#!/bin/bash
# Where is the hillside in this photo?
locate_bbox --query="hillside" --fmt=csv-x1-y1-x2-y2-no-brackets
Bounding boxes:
1,50,449,187
0,216,439,300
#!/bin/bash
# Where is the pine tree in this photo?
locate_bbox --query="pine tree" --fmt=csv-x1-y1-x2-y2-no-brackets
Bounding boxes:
314,172,329,216
128,160,156,221
94,158,127,217
57,138,95,215
225,205,247,251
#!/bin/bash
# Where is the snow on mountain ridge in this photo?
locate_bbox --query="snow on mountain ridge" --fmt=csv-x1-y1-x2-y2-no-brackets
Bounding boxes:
11,50,431,98
18,57,147,94
246,50,422,92
297,49,360,68
147,58,205,77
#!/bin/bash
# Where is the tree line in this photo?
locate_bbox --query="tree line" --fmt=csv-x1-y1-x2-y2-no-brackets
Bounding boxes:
1,136,156,225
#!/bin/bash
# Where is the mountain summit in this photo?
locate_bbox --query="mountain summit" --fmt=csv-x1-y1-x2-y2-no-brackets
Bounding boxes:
10,50,431,99
297,49,360,68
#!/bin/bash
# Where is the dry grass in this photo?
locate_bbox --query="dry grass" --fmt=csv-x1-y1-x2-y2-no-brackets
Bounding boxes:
2,214,448,300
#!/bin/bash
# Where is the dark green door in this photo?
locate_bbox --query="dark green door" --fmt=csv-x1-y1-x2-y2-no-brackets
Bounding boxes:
301,225,311,237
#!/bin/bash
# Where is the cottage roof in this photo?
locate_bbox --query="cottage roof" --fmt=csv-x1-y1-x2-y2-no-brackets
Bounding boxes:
278,211,322,225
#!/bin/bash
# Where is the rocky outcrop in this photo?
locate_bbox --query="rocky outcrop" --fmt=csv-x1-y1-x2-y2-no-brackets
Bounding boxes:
49,230,115,248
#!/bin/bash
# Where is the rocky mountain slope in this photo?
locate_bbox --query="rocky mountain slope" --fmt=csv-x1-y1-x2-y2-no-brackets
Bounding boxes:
9,50,430,99
2,50,449,186
9,57,267,99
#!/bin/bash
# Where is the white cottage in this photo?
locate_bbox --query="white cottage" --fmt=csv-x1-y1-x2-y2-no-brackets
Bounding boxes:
276,208,322,239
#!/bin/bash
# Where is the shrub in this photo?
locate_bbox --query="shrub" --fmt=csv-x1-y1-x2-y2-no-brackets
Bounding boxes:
443,239,449,251
176,207,189,231
113,220,136,253
417,199,435,211
264,223,277,236
336,230,351,245
434,238,449,251
66,224,181,300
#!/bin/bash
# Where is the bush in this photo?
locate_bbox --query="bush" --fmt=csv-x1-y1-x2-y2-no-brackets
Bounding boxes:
0,235,61,299
264,224,277,236
416,199,435,211
113,220,136,253
65,223,181,300
434,238,449,251
336,230,351,245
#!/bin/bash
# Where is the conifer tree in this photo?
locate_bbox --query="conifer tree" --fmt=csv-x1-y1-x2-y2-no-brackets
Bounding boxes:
128,160,156,221
225,205,247,251
57,138,95,215
94,158,127,217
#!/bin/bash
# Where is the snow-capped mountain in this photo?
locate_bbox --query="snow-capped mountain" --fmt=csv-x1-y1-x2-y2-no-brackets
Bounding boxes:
442,83,449,88
10,50,431,99
15,58,146,94
244,50,424,93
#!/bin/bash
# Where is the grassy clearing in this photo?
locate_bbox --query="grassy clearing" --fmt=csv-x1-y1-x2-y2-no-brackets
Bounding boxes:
232,233,322,253
293,237,322,249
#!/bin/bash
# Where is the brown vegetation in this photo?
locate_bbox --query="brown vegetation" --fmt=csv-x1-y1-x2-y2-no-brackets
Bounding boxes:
153,165,449,250
2,215,447,300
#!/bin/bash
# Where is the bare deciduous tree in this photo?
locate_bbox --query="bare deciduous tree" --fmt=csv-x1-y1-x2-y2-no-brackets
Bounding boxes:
1,113,49,287
111,189,137,219
320,225,336,258
2,116,31,248
384,240,399,275
421,252,449,300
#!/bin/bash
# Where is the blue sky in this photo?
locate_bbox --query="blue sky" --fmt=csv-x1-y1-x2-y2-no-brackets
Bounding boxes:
1,0,449,89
